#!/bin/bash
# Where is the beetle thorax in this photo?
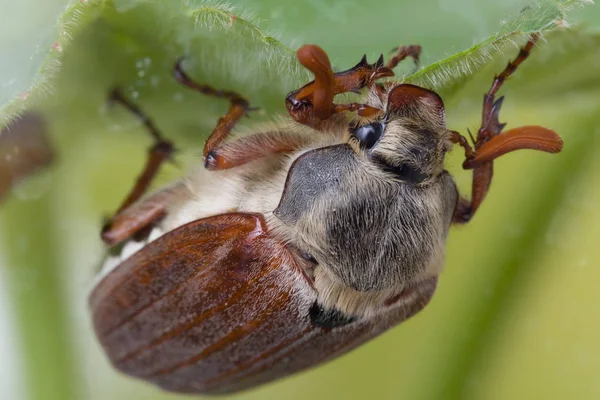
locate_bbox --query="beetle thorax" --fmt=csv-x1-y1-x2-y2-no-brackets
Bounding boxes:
272,140,457,318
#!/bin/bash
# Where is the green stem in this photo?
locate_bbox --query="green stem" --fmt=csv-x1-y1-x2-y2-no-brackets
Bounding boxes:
0,189,79,400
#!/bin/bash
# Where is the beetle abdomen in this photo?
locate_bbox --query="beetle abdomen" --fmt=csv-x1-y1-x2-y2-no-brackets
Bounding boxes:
90,213,436,394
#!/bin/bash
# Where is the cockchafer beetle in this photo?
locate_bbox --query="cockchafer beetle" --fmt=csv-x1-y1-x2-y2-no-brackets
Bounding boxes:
89,34,563,394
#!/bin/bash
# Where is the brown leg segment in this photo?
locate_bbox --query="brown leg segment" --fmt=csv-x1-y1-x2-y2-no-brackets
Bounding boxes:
102,182,188,246
174,60,312,171
451,36,539,223
203,131,311,170
173,60,251,162
386,44,422,70
101,90,176,243
286,45,394,128
175,60,306,171
107,90,176,214
286,43,423,128
451,34,563,223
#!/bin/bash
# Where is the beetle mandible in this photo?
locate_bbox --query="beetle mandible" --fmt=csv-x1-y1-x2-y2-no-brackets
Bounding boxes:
89,34,563,394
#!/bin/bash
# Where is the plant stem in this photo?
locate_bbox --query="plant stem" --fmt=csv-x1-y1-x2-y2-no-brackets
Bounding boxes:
0,189,79,400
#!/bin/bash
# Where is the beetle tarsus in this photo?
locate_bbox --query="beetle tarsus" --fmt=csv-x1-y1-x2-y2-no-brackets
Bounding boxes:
386,44,422,70
452,34,542,223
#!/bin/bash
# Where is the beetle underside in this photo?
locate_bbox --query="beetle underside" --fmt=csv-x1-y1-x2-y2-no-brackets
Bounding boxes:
91,36,563,394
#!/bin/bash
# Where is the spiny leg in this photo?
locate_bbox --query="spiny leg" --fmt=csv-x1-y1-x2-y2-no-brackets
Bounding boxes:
386,44,421,70
452,33,561,223
477,36,539,144
200,131,311,170
451,35,538,222
286,45,393,128
101,90,175,242
173,60,252,165
173,60,308,171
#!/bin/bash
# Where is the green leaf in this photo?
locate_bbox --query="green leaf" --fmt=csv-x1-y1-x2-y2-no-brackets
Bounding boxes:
406,0,593,98
0,1,91,127
1,0,310,127
1,0,592,125
1,1,600,400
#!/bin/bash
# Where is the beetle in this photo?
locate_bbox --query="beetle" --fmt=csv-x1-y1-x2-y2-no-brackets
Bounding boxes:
89,34,563,394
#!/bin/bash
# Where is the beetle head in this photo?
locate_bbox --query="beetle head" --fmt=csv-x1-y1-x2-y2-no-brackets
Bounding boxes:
348,84,451,185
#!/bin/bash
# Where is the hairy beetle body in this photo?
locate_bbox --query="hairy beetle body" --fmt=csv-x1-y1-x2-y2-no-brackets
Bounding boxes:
90,37,563,394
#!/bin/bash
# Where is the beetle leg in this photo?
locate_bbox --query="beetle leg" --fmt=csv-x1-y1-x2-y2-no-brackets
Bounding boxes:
386,44,421,70
101,181,189,246
286,45,393,128
477,35,540,144
102,90,176,240
204,131,311,170
451,34,563,223
173,60,310,170
108,90,176,213
173,60,252,159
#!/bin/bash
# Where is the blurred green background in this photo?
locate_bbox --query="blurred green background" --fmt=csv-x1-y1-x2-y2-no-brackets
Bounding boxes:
1,1,600,399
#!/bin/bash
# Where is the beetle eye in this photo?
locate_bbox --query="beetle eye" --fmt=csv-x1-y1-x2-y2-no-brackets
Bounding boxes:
350,122,384,149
